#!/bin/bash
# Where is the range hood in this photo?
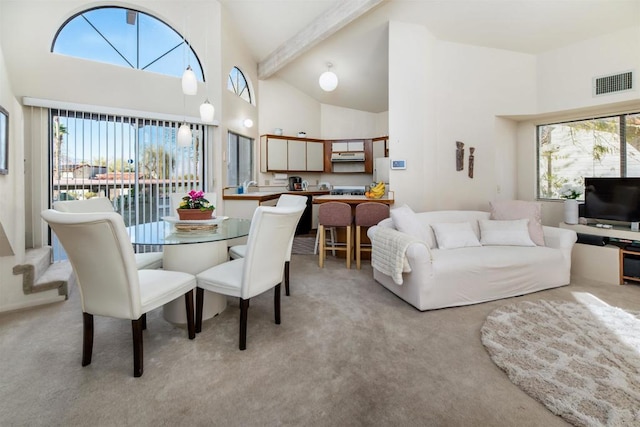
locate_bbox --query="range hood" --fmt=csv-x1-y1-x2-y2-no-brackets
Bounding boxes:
331,152,365,162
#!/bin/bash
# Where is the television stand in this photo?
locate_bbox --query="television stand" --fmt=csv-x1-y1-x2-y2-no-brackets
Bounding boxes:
559,223,640,285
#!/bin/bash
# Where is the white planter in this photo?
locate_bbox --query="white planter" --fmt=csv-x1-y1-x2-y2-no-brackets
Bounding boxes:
564,199,579,224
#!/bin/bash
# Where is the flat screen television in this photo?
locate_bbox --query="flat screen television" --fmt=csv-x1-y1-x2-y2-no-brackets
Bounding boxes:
583,177,640,222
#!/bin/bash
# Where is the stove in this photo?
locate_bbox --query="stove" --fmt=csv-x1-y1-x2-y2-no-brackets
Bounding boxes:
330,185,366,196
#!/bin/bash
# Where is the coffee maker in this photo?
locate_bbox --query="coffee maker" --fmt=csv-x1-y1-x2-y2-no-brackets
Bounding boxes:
288,176,302,191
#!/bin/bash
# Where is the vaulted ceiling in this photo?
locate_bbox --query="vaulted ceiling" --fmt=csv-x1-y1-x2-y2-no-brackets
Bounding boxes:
221,0,640,113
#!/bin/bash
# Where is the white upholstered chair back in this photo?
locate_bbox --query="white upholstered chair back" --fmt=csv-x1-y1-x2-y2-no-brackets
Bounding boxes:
52,197,163,270
276,194,307,259
241,205,304,299
41,209,143,319
53,197,115,213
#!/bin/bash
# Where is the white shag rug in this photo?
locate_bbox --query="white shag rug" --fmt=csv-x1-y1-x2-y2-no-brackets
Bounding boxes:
481,300,640,427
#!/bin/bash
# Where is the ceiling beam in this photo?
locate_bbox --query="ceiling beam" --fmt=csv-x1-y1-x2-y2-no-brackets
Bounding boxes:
258,0,385,80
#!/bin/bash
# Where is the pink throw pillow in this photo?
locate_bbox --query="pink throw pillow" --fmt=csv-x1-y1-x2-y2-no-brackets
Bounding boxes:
489,200,545,246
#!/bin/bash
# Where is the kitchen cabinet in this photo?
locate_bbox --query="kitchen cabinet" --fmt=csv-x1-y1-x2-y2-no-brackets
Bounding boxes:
265,138,288,171
288,140,306,171
373,137,387,159
332,141,364,152
260,135,326,172
306,141,325,171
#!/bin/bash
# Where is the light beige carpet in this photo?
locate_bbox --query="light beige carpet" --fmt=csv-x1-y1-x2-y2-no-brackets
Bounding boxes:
481,300,640,427
1,255,640,426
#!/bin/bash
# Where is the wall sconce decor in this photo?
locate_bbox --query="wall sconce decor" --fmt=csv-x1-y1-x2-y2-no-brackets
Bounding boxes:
455,141,464,171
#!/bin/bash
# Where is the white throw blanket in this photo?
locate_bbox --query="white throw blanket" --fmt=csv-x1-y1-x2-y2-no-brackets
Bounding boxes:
371,227,425,285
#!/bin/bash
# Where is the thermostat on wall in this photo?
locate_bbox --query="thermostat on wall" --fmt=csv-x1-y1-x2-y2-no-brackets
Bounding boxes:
390,159,406,170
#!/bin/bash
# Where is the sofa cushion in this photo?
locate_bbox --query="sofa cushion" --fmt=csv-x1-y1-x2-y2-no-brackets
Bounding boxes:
479,219,536,246
390,204,433,247
431,222,481,249
490,200,545,246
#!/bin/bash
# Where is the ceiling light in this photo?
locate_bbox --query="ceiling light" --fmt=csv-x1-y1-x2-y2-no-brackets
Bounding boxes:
177,123,192,147
182,66,198,95
319,63,338,92
243,118,254,128
199,99,215,123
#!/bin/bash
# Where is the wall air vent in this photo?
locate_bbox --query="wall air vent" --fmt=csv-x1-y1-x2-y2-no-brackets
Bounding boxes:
593,71,634,96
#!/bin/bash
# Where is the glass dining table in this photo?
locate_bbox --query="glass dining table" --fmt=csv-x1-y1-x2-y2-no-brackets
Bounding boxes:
128,217,251,324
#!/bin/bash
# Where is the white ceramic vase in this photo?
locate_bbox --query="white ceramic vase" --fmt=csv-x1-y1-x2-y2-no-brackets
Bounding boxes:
564,199,579,224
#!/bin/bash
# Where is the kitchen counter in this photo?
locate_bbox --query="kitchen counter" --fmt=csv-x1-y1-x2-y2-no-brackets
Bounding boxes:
312,195,394,205
223,190,329,201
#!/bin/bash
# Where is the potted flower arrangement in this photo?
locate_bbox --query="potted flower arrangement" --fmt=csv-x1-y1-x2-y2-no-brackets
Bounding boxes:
559,183,583,225
176,190,215,220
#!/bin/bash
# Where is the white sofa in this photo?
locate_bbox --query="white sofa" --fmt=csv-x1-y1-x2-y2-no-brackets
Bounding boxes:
367,210,577,311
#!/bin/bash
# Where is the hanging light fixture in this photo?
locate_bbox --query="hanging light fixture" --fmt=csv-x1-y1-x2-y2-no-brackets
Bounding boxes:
243,118,254,128
182,66,198,95
181,14,197,96
177,123,192,147
319,62,338,92
199,25,215,123
200,99,215,123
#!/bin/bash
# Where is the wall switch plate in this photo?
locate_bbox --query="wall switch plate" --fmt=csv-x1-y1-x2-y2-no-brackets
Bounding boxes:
391,159,406,170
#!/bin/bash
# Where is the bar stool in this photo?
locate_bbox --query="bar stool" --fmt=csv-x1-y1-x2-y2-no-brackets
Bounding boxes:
318,202,353,269
355,202,390,269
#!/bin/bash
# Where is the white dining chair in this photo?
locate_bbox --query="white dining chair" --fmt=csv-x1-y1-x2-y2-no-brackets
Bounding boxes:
41,209,197,377
196,205,305,350
228,194,307,296
53,198,163,270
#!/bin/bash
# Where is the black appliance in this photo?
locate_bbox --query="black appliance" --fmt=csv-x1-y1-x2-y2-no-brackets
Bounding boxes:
295,195,313,235
584,177,640,222
288,176,302,191
330,185,366,196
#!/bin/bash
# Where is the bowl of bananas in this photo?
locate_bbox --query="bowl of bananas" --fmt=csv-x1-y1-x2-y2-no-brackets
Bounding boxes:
365,182,385,199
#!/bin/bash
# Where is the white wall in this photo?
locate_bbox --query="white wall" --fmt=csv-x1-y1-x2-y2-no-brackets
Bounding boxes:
0,39,61,310
537,26,640,114
258,77,321,139
320,104,381,139
517,25,640,226
388,21,438,210
388,21,537,212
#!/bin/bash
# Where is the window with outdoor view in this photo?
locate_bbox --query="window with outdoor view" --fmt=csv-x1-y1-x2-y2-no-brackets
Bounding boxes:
537,112,640,200
227,132,253,187
227,66,252,104
52,6,204,81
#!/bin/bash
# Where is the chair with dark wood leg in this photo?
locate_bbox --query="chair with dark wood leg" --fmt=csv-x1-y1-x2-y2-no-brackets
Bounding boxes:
228,194,307,296
41,209,197,377
196,205,304,350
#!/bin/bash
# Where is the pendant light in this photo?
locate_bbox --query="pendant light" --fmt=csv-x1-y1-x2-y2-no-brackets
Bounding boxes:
182,66,198,95
319,62,338,92
200,99,215,123
181,15,197,96
177,123,192,147
199,24,215,123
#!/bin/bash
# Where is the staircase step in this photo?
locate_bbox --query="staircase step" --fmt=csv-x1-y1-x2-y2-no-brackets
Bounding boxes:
13,247,72,299
23,247,52,284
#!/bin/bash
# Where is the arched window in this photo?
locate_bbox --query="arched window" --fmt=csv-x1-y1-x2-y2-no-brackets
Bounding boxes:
227,66,252,104
52,6,204,81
